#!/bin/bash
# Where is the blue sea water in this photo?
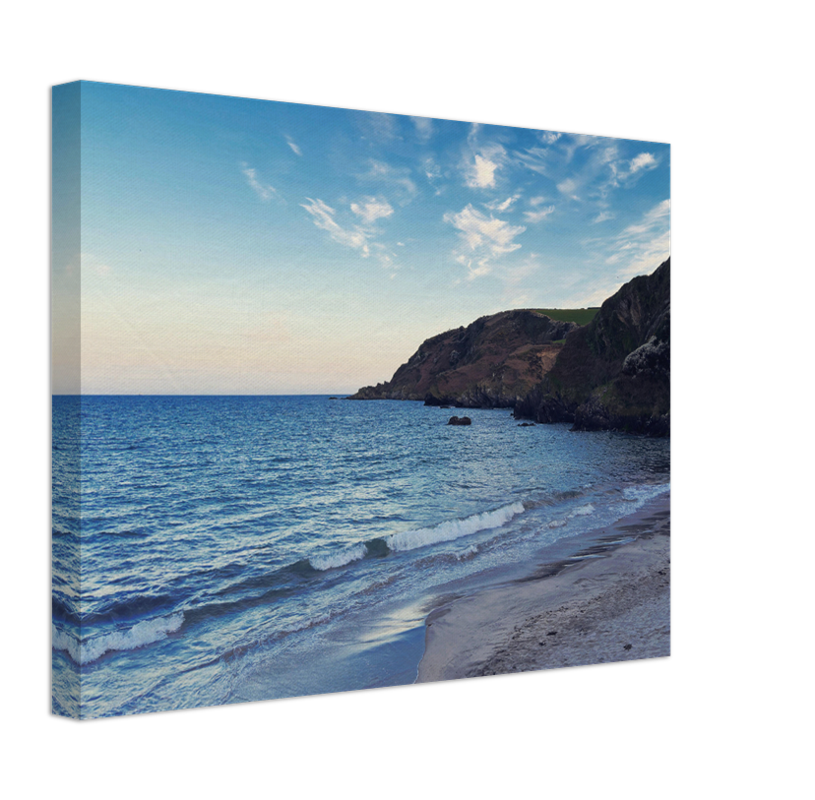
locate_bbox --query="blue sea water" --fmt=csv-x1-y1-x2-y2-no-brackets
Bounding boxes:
51,395,669,718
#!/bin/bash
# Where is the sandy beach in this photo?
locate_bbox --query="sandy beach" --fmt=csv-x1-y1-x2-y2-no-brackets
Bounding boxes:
417,493,670,682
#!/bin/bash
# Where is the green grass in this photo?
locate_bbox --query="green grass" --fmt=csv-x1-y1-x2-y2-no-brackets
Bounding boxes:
535,307,600,326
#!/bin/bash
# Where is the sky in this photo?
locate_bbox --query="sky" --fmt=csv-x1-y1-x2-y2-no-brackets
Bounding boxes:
52,81,670,395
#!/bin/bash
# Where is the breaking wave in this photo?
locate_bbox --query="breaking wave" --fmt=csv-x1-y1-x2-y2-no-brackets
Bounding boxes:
385,502,525,552
52,613,185,665
309,543,368,571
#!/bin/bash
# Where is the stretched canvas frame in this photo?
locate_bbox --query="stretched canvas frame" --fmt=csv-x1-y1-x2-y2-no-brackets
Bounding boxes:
52,82,672,717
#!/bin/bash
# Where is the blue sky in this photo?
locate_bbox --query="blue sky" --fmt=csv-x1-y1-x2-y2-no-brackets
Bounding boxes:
53,81,670,394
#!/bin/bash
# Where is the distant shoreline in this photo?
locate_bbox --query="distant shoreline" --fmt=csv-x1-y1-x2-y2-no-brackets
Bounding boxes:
416,492,670,683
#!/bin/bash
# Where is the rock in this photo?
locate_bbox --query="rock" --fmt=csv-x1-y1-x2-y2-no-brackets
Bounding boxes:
328,397,338,400
447,416,472,426
518,422,535,427
623,643,633,650
348,309,578,405
515,258,670,437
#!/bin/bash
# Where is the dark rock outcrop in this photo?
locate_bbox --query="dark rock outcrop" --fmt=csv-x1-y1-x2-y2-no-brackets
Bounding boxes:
349,310,578,408
514,259,670,436
447,416,472,426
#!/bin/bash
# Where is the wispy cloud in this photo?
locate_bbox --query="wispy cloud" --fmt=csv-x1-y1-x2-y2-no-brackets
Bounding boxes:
351,197,394,224
515,145,553,177
411,116,433,142
592,211,615,224
523,205,556,223
444,203,526,279
599,151,659,196
555,134,606,164
424,157,442,182
301,198,369,255
485,194,521,213
358,160,417,204
605,199,670,276
358,111,400,142
285,135,302,156
302,195,397,269
241,163,278,201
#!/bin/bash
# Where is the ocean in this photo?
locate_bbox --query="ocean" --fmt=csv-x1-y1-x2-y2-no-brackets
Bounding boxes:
51,395,670,718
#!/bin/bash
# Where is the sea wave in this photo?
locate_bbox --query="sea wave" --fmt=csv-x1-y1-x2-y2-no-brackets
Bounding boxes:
569,503,596,517
52,613,185,665
310,542,369,571
546,502,596,529
385,502,525,552
622,483,670,504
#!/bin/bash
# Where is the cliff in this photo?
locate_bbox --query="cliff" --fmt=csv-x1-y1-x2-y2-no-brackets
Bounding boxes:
514,258,670,435
349,258,670,436
348,310,578,408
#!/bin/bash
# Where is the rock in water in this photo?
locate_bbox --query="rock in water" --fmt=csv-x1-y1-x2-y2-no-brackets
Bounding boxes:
447,416,472,426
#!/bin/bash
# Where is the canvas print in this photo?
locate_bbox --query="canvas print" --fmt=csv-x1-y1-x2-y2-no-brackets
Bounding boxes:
51,81,670,719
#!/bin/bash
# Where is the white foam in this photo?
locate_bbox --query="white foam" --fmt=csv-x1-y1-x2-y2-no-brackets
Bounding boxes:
52,612,185,665
546,503,595,529
569,503,596,517
622,483,670,504
51,627,83,664
386,502,525,552
310,542,368,571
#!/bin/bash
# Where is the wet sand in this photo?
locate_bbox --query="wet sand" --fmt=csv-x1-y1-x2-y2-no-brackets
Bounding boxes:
417,493,670,682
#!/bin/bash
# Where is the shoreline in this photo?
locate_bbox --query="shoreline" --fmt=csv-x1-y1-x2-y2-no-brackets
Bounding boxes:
416,492,670,683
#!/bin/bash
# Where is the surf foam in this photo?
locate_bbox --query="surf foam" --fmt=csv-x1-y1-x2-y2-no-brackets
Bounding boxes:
310,542,368,571
52,612,185,665
386,502,525,552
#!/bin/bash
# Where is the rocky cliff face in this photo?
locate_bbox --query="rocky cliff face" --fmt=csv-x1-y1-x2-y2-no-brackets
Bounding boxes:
514,258,670,435
348,310,578,408
349,259,670,436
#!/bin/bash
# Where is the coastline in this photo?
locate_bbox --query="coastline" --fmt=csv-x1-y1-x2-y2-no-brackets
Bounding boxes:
416,492,670,683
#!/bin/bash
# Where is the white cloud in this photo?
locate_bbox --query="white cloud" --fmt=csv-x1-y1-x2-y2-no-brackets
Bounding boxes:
557,178,578,197
529,196,549,207
467,154,500,189
241,163,278,201
540,131,562,145
285,136,302,156
444,203,526,278
302,196,399,269
424,157,442,181
485,194,521,213
445,205,525,255
629,152,657,174
523,205,556,223
464,123,507,190
301,198,369,255
351,197,394,224
592,211,615,224
455,254,491,280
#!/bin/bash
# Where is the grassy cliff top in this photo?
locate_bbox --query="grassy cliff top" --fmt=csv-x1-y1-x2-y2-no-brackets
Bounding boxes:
535,308,600,326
